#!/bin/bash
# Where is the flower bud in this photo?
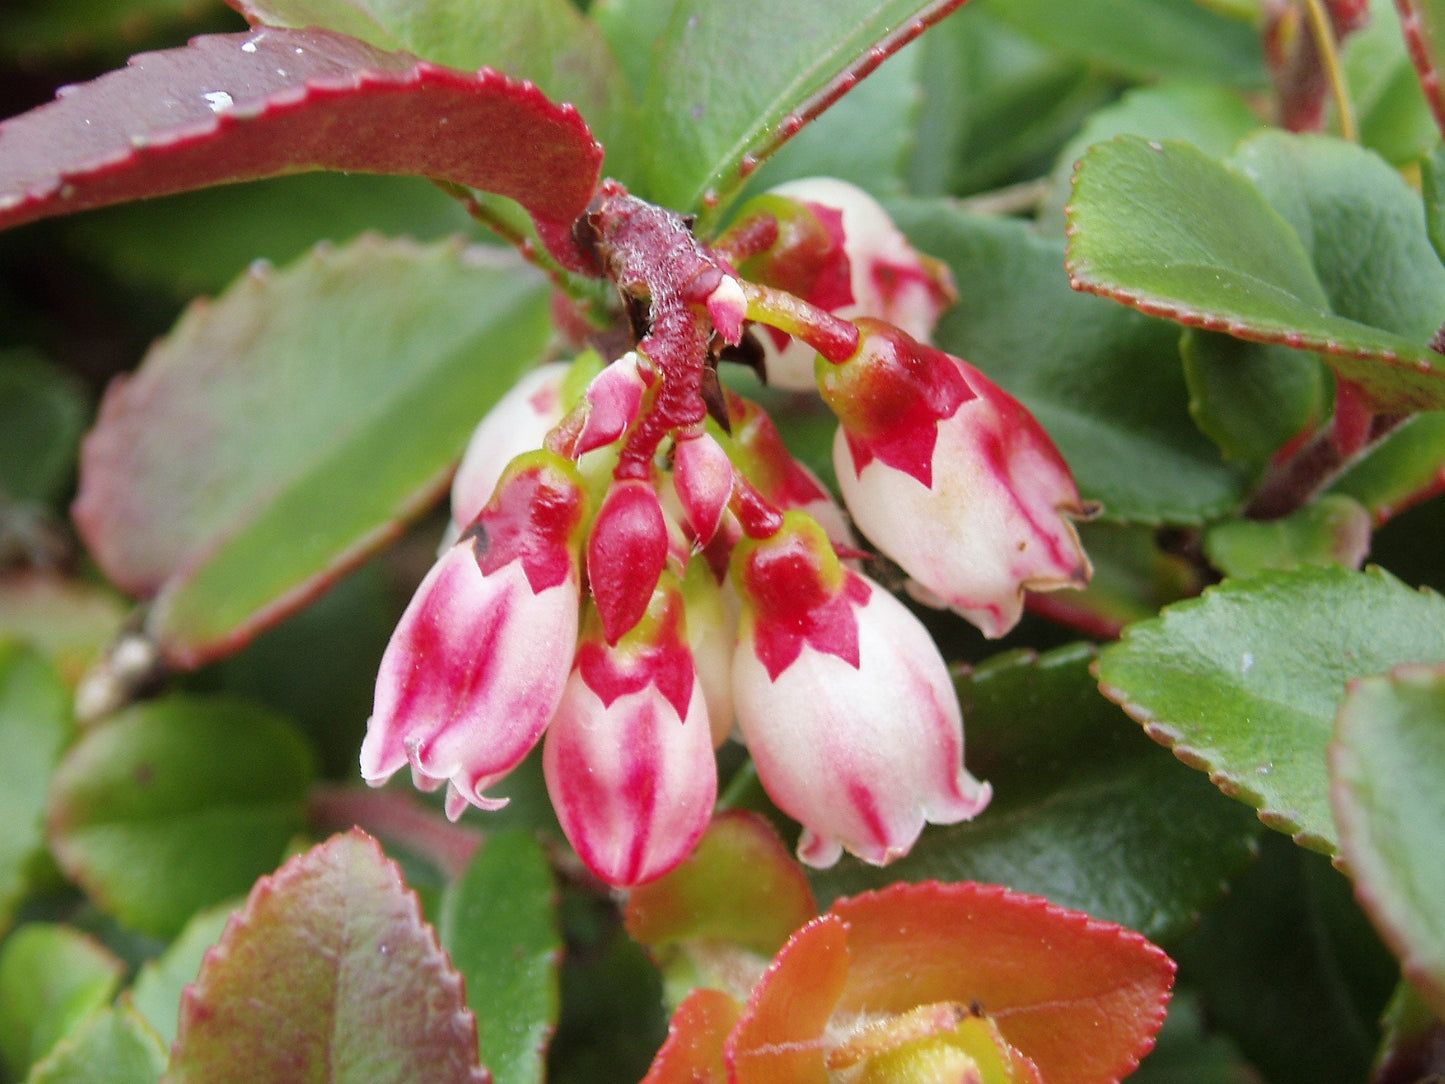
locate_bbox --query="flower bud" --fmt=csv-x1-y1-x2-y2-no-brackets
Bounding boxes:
730,178,955,391
544,575,717,886
730,514,990,867
821,321,1091,639
588,478,671,644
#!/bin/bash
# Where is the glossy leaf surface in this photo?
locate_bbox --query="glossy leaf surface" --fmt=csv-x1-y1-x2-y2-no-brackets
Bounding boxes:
46,695,315,937
72,236,552,667
0,26,602,235
1097,565,1445,853
1332,663,1445,1017
1067,135,1445,412
167,830,486,1083
439,829,561,1084
812,645,1260,944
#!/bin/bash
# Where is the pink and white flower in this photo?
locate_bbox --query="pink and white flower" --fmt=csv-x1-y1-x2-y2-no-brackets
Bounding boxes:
361,452,588,819
544,574,717,886
730,178,955,391
730,514,991,868
448,361,573,539
821,319,1091,639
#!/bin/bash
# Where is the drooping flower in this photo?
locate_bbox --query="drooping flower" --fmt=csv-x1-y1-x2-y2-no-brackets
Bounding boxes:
821,318,1092,638
361,451,588,819
730,513,991,867
723,177,955,390
544,573,716,886
447,361,573,539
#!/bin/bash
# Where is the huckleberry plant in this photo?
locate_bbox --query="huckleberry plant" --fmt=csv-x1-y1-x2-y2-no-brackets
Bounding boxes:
361,178,1089,885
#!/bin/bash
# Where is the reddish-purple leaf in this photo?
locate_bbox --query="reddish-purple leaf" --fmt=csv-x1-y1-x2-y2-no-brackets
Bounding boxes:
0,26,601,235
167,829,487,1084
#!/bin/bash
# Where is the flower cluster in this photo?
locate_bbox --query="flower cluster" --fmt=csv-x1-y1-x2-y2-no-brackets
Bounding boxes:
361,179,1091,886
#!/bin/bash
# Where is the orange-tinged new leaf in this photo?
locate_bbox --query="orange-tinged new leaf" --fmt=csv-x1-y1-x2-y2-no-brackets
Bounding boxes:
641,988,743,1084
829,882,1175,1084
725,915,851,1084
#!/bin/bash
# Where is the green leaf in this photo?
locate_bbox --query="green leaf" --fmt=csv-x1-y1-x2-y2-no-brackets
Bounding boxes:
811,644,1261,944
24,1002,167,1084
908,6,1116,198
1203,495,1372,579
1228,131,1445,344
206,555,395,780
1344,0,1439,167
0,642,74,938
1397,0,1445,139
629,0,968,216
1181,330,1327,470
166,829,486,1084
0,351,87,506
229,0,622,139
0,924,124,1079
129,903,238,1049
893,200,1249,524
1423,141,1445,266
1174,833,1397,1084
1329,412,1445,519
69,173,477,299
1040,80,1263,232
439,830,560,1084
1331,663,1445,1018
46,695,315,937
1096,565,1445,853
72,237,553,667
741,39,922,200
1067,135,1445,412
985,0,1266,86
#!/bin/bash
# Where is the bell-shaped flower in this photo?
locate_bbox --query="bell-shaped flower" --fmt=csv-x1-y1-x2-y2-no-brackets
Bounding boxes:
447,362,572,539
544,573,717,886
821,319,1092,639
729,514,990,868
729,177,955,390
361,451,589,819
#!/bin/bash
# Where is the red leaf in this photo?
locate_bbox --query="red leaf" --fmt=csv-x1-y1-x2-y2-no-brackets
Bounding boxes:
167,828,487,1084
0,26,601,235
829,882,1175,1084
